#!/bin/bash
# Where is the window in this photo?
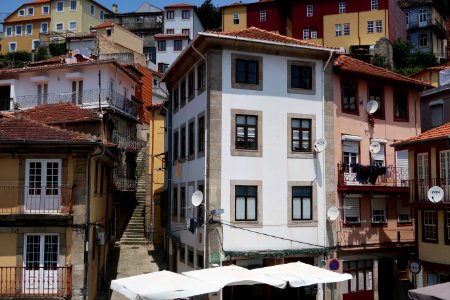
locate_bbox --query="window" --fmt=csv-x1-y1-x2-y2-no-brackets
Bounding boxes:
90,4,95,15
71,80,83,104
32,40,40,51
376,20,382,33
440,150,450,185
235,185,257,221
335,24,342,36
182,10,190,19
24,234,59,285
5,26,12,37
260,10,266,22
197,252,204,268
157,40,166,51
236,115,257,150
430,104,443,127
173,131,179,160
236,59,258,84
307,5,313,17
106,28,111,36
70,0,76,11
419,9,427,24
174,40,183,51
371,0,378,10
446,211,450,243
172,187,178,217
311,30,317,39
182,29,190,36
15,25,23,36
180,126,186,160
303,28,310,40
166,10,174,19
198,114,205,154
179,244,185,263
197,63,205,92
188,121,195,159
69,21,77,31
292,186,312,220
406,12,409,25
57,1,64,12
166,28,174,34
37,83,48,104
180,186,186,217
339,2,346,13
371,142,385,167
343,140,360,174
368,86,383,117
371,196,386,223
26,24,32,35
42,5,49,15
187,248,194,266
100,10,104,20
188,72,194,100
233,13,239,24
180,80,186,107
55,22,64,32
423,210,437,242
394,90,408,120
397,198,411,223
158,63,169,74
291,119,311,152
41,22,48,33
344,23,350,35
367,21,374,33
19,9,25,17
173,87,179,111
291,64,312,90
342,80,358,112
342,260,373,294
27,7,34,16
419,32,428,47
9,42,17,52
344,196,360,224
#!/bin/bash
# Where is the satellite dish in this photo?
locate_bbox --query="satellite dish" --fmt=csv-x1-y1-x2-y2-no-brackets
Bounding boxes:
314,138,327,153
327,207,340,221
370,141,381,154
366,100,379,115
427,186,444,203
191,190,204,207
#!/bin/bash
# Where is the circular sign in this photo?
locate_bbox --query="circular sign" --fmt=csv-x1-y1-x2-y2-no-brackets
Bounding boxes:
409,261,421,274
329,259,340,271
427,186,444,203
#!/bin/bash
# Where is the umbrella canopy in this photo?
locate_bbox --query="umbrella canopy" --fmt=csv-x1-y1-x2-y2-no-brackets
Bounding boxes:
408,282,450,300
252,261,352,288
183,265,287,289
110,270,221,300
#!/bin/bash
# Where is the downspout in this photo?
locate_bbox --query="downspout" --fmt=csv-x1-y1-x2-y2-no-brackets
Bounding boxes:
149,108,156,242
84,144,105,300
191,43,208,269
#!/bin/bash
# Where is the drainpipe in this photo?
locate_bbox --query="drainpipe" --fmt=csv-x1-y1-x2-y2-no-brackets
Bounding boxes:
149,108,156,242
83,144,105,300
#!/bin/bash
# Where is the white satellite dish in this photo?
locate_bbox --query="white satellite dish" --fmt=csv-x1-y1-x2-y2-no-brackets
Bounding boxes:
314,138,327,153
327,207,340,221
366,100,379,115
191,190,204,207
427,186,444,203
369,141,381,154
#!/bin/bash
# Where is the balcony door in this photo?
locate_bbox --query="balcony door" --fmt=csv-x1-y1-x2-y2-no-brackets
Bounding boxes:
71,80,83,104
440,150,450,197
25,160,61,213
417,153,429,201
23,234,59,294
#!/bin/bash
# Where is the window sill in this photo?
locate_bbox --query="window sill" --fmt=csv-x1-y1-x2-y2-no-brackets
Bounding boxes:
371,222,387,227
422,239,439,244
288,151,314,159
341,109,359,116
231,148,262,157
394,117,409,122
288,220,318,227
231,220,262,228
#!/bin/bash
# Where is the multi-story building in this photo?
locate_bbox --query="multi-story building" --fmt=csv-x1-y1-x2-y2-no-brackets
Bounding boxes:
162,26,337,298
1,0,51,54
329,55,430,300
155,3,204,73
418,81,450,132
393,122,450,288
400,0,447,61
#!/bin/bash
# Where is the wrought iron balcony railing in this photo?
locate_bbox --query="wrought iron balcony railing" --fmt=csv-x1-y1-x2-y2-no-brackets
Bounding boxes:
0,185,72,215
337,163,409,187
407,18,446,34
408,178,450,204
0,266,72,297
112,130,146,152
112,176,137,191
13,89,142,121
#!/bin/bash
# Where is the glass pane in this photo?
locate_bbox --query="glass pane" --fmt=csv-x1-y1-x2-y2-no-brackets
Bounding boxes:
293,141,300,151
248,62,257,74
301,119,310,128
237,127,245,137
350,271,357,292
358,261,364,268
292,119,300,128
366,270,373,290
302,131,309,140
248,128,256,138
358,271,365,290
350,261,357,269
247,186,257,196
302,198,311,219
247,197,256,220
236,116,246,125
247,116,257,126
236,197,245,220
302,141,310,150
292,130,300,140
293,198,301,219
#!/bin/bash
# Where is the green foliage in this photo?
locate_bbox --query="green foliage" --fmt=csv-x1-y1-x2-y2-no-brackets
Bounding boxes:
197,0,221,30
48,43,67,56
34,46,51,62
372,54,388,69
392,38,439,75
0,51,32,68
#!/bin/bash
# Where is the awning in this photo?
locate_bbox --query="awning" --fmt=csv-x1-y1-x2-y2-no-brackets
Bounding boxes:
183,265,287,289
251,261,352,287
110,270,221,300
408,282,450,300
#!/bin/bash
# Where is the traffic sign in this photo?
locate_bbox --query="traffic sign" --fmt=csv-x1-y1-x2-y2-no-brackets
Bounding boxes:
409,261,421,274
329,259,340,271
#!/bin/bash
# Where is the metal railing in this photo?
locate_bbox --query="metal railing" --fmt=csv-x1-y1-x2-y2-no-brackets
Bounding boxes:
112,130,146,153
0,266,72,297
407,18,446,33
0,185,72,215
408,178,450,204
14,89,142,121
113,176,137,191
337,163,409,187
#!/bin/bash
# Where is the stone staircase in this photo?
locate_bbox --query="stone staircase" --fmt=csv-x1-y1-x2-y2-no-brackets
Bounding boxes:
119,148,148,245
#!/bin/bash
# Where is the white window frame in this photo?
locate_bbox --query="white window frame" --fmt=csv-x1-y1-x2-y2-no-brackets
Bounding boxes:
5,26,13,37
336,24,342,36
376,20,382,33
25,24,33,36
260,10,266,22
41,22,48,33
344,196,360,224
419,9,427,24
417,152,429,182
307,5,313,17
90,4,95,16
19,9,25,17
68,21,77,31
233,12,239,24
15,25,23,36
9,42,17,52
397,197,411,223
367,21,374,33
339,2,346,13
55,22,64,32
423,210,437,241
70,0,77,11
371,196,387,224
371,0,378,10
42,5,50,15
344,23,350,35
57,1,64,12
311,30,317,39
27,7,34,16
303,28,310,40
440,150,450,185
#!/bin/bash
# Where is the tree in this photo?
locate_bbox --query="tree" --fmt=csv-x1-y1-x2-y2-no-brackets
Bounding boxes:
392,39,438,76
197,0,221,31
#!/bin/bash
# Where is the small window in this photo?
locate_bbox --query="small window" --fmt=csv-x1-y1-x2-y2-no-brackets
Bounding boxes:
236,115,257,150
180,80,186,106
367,21,374,33
158,63,169,74
32,40,40,51
371,197,386,223
41,22,48,33
70,0,76,11
419,32,428,47
5,26,12,37
188,121,195,159
259,10,266,22
292,186,312,220
15,25,23,36
173,131,179,161
187,248,194,266
236,59,258,84
188,72,194,100
335,24,342,36
90,4,95,15
430,104,443,127
394,90,408,120
166,28,174,34
339,2,346,13
423,210,437,242
235,185,257,221
344,23,350,35
172,187,178,217
57,1,64,12
311,30,317,39
303,28,310,40
106,28,112,36
344,197,360,224
173,87,179,111
157,40,166,51
233,13,239,24
9,42,17,52
307,4,313,17
55,23,64,32
371,0,378,10
42,5,50,15
342,80,358,112
197,115,205,153
179,244,185,263
291,65,312,90
368,86,383,117
197,62,205,92
182,29,190,36
376,20,382,33
174,40,183,51
419,9,427,23
25,24,33,35
69,21,77,31
397,198,411,223
100,10,104,20
291,119,311,152
180,186,186,217
166,10,174,19
27,7,34,16
182,10,190,19
197,252,204,268
19,9,25,16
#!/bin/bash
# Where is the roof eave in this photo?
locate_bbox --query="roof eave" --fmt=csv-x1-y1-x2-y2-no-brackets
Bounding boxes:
391,135,450,147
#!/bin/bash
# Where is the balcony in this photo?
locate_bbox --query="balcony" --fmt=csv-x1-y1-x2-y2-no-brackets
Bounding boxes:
113,176,137,191
13,89,142,121
408,178,450,205
112,130,146,153
337,163,409,192
407,18,446,37
0,266,71,297
0,185,72,215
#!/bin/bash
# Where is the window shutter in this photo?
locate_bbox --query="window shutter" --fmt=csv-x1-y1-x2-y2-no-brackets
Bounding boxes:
343,141,359,153
371,144,385,162
344,197,360,223
371,197,386,211
397,198,410,222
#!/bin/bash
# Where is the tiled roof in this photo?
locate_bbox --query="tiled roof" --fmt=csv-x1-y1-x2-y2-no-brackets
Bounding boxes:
29,55,66,66
155,34,189,39
394,122,450,145
92,21,115,29
0,117,98,143
207,27,326,49
26,0,50,4
19,103,100,125
222,0,274,8
165,3,195,8
334,55,432,87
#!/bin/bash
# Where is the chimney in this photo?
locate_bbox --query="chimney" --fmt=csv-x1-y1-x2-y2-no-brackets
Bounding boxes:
112,3,118,13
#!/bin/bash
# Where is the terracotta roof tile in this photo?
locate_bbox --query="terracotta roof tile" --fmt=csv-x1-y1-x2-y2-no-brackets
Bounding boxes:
395,122,450,145
334,55,432,87
26,0,50,4
29,55,66,66
0,117,97,143
92,21,115,29
19,103,101,125
155,34,189,39
165,3,196,8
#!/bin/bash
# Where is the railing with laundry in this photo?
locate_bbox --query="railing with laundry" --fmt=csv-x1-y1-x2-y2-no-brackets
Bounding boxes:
338,162,409,187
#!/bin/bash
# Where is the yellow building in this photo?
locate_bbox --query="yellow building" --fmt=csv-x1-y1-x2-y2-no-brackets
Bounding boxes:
1,0,51,54
222,3,247,32
411,66,450,87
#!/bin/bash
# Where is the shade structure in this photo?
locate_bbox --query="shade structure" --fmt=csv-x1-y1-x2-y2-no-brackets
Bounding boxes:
408,282,450,300
252,261,352,288
183,265,287,289
110,270,221,300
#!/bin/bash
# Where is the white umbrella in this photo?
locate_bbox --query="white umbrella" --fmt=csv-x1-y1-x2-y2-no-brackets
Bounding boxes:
408,282,450,300
252,261,352,287
183,265,287,289
110,270,221,300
